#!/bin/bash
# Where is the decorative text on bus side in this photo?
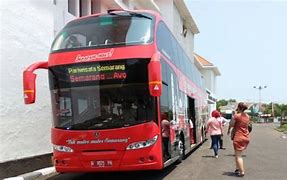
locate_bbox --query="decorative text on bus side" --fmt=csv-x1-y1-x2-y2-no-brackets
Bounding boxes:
66,138,130,145
75,48,114,62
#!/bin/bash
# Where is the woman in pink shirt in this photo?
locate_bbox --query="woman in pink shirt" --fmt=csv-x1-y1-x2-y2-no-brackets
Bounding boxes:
206,110,223,158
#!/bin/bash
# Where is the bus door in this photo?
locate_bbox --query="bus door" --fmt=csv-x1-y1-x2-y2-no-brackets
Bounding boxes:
188,97,196,144
169,117,178,159
161,112,172,162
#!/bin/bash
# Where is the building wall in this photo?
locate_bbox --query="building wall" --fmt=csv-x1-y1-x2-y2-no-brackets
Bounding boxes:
156,0,195,63
0,0,54,163
53,0,77,35
53,0,115,35
156,0,174,27
202,69,218,111
202,69,217,94
201,70,209,90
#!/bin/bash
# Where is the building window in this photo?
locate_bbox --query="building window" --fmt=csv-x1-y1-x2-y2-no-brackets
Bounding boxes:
68,0,77,16
91,0,100,14
80,0,91,17
182,24,187,37
123,0,129,7
79,0,82,17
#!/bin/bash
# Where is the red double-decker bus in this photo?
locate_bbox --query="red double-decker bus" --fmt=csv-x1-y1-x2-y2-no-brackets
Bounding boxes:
23,10,208,172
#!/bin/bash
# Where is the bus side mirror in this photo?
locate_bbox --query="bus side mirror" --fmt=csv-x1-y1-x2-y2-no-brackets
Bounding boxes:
148,52,162,97
23,61,48,104
23,71,37,104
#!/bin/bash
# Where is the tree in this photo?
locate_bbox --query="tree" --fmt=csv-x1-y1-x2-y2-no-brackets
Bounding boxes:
263,103,273,115
228,99,237,103
216,99,228,110
278,104,287,126
265,103,287,126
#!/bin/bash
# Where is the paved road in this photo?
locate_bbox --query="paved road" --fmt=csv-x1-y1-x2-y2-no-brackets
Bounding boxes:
40,123,287,180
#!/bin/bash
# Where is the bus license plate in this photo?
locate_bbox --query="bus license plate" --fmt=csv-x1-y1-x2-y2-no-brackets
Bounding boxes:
91,160,113,167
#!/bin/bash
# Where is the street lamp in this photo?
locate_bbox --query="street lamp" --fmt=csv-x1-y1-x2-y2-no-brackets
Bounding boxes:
253,85,267,117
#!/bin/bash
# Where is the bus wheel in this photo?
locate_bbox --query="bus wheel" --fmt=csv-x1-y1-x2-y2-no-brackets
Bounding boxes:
200,128,204,143
177,136,185,163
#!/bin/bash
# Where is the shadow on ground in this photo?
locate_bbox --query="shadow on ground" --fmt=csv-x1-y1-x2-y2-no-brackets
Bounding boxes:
222,171,238,177
224,154,246,157
201,155,215,158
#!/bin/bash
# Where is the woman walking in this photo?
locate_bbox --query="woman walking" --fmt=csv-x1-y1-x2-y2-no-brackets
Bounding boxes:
206,110,223,158
227,102,250,177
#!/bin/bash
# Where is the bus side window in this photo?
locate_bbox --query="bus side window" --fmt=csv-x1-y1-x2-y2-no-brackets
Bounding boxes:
160,59,167,84
156,22,174,63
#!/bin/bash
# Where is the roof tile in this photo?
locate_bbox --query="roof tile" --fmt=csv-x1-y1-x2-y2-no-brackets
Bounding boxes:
193,53,213,66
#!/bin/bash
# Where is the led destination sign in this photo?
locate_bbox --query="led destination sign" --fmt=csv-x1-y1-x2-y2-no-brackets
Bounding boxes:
68,64,127,83
49,59,149,90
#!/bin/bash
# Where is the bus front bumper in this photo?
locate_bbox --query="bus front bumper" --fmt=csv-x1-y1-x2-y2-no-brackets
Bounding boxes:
54,149,163,172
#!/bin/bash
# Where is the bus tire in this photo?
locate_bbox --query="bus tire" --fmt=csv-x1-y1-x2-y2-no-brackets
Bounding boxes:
201,128,204,143
202,127,207,141
177,134,185,163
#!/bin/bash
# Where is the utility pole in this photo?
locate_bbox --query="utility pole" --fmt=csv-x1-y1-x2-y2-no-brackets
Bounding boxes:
270,101,275,123
253,85,267,122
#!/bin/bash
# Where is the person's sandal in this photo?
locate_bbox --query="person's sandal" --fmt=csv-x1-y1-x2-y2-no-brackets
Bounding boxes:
234,169,239,174
236,172,245,177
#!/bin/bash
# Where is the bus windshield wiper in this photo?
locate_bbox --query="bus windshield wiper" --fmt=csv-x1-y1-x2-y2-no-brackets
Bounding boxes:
107,9,152,20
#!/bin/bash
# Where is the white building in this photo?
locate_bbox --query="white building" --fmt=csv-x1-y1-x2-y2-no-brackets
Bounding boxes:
193,53,221,112
1,0,54,177
0,0,199,177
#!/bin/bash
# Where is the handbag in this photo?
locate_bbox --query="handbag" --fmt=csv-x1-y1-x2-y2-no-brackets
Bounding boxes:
231,128,235,140
248,122,252,133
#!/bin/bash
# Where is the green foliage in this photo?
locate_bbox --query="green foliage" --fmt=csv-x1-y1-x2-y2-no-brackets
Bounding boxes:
250,116,259,123
278,123,287,132
263,103,287,117
216,99,238,110
228,99,237,103
216,99,228,110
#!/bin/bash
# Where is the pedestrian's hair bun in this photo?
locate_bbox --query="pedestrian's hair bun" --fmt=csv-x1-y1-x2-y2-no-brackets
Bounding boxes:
237,102,248,112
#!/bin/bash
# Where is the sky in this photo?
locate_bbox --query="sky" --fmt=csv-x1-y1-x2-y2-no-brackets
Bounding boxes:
186,0,287,103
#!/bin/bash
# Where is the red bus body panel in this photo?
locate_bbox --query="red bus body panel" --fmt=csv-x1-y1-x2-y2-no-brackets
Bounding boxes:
49,45,155,67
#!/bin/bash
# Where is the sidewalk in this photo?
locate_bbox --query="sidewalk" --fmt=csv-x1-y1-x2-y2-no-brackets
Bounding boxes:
4,167,55,180
0,153,53,179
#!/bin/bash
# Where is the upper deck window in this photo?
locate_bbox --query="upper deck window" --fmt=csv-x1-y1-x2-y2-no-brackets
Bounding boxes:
51,13,154,52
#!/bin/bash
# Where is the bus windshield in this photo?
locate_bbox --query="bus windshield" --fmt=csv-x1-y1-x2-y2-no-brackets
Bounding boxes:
51,14,153,52
49,59,156,130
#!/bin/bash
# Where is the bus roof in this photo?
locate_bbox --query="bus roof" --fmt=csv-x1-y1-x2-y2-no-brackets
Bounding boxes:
68,9,161,23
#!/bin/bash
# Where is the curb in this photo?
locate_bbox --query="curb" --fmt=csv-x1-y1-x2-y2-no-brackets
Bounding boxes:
4,167,56,180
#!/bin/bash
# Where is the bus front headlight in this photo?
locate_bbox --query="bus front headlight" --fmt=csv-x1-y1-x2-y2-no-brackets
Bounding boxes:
126,135,158,150
53,144,74,153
